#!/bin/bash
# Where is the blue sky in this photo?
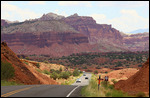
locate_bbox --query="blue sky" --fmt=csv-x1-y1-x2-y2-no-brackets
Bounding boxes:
1,1,149,33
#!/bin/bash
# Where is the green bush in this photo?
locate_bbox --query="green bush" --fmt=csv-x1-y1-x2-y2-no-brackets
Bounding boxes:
25,57,30,60
94,70,98,74
43,70,50,75
23,61,28,65
1,61,15,80
108,84,114,89
60,72,70,79
136,92,146,97
50,72,59,80
73,69,80,76
35,63,40,68
50,69,55,73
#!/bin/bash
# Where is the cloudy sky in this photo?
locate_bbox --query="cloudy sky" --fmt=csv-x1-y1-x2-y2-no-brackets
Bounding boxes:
1,1,149,33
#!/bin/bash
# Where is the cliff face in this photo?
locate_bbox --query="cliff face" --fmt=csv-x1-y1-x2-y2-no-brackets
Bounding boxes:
123,32,149,51
114,58,149,95
3,13,149,57
1,19,91,56
64,14,123,45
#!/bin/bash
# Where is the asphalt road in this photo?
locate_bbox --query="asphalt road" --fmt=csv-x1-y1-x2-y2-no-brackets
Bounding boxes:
1,72,92,97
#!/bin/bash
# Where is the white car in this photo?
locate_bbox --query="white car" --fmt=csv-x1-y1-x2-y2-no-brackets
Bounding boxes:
76,78,81,83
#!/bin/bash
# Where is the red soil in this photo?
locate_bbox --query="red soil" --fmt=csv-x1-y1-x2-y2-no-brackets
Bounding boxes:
114,58,149,95
1,42,58,85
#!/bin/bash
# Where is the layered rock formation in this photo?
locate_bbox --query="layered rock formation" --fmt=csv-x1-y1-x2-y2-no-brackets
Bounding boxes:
123,32,149,51
1,13,148,57
114,58,149,95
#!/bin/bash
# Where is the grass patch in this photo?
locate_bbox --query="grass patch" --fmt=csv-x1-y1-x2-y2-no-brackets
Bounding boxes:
61,74,83,85
36,68,42,73
136,92,146,97
1,80,23,86
81,74,131,97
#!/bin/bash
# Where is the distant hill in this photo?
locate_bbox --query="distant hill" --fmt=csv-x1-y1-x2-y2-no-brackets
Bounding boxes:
1,13,149,57
127,28,149,34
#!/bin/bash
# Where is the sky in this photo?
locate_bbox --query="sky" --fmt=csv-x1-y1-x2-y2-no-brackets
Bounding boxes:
1,1,149,33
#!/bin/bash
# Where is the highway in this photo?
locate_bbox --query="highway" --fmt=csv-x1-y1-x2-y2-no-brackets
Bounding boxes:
1,72,92,97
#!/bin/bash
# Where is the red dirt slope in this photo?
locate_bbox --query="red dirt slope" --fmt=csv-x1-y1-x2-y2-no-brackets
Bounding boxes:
1,42,58,85
114,58,149,95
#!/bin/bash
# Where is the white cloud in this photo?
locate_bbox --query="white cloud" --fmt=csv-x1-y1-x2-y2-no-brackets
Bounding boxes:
90,9,149,32
58,1,92,7
97,1,149,8
90,14,107,24
1,2,42,21
28,1,45,5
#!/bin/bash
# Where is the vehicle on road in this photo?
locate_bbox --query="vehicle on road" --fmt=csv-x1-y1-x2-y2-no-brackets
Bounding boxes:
85,77,88,79
76,78,81,83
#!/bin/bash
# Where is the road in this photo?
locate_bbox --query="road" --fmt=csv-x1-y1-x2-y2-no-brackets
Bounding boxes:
1,72,92,97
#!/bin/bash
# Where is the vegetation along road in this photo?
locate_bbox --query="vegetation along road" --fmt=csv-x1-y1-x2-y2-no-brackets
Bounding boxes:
1,72,92,97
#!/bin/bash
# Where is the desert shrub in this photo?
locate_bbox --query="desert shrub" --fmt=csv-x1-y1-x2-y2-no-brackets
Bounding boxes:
1,61,15,80
59,67,62,72
43,70,50,75
25,57,30,60
44,60,49,64
138,64,142,67
60,72,70,79
111,79,117,84
94,70,98,74
82,66,87,69
95,66,101,69
108,84,114,89
136,92,146,97
23,61,28,65
73,68,80,76
55,70,61,74
35,63,40,68
50,72,59,80
50,69,55,73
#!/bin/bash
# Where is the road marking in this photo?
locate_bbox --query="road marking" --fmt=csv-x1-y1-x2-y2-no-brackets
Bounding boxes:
66,85,80,97
1,85,40,97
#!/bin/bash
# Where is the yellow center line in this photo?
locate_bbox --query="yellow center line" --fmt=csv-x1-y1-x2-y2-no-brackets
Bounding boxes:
1,85,40,97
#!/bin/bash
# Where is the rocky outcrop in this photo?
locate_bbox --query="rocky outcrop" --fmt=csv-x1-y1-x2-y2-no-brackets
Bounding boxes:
39,12,65,21
1,19,8,27
123,32,149,51
1,42,58,84
64,14,124,47
1,13,140,57
114,58,149,95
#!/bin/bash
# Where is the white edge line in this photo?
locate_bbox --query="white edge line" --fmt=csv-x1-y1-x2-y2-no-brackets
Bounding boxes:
66,85,80,97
